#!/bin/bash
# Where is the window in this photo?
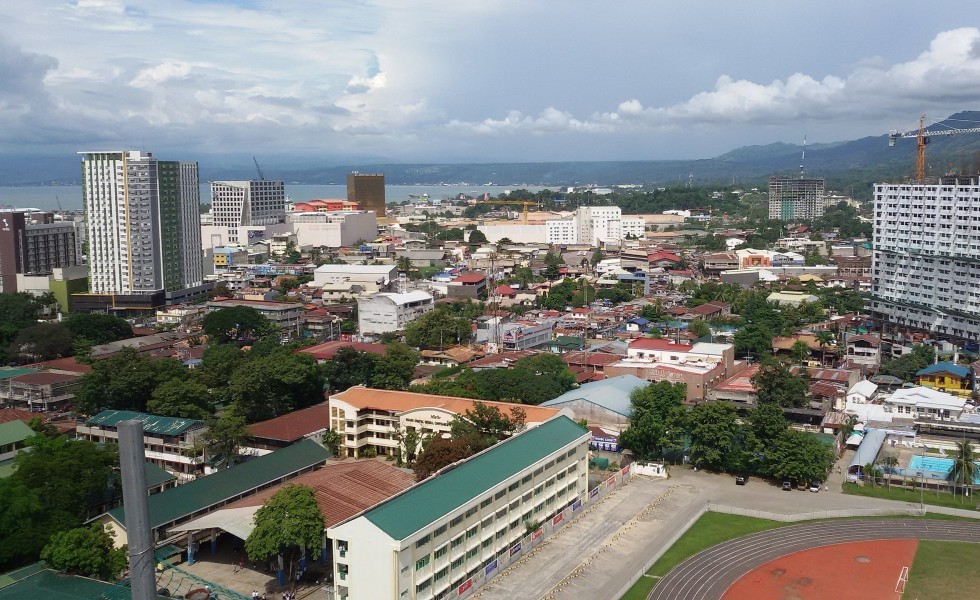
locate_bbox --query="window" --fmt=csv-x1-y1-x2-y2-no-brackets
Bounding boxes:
510,519,520,531
450,514,464,527
481,538,493,549
416,578,432,594
435,567,449,582
451,536,463,550
481,516,493,529
434,545,448,560
466,526,478,539
416,534,431,548
434,524,448,538
465,506,478,518
480,497,493,509
508,481,520,492
416,555,430,571
451,557,464,570
521,474,532,485
495,489,506,500
466,548,478,560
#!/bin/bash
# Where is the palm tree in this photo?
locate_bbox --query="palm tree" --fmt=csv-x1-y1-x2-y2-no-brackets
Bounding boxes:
863,462,882,488
791,340,811,366
880,455,899,489
946,440,978,500
396,256,413,276
815,330,835,366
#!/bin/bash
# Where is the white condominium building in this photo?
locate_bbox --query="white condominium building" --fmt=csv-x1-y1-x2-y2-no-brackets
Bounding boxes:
357,291,435,336
545,206,645,245
871,177,980,341
210,180,286,243
80,151,203,295
327,416,590,600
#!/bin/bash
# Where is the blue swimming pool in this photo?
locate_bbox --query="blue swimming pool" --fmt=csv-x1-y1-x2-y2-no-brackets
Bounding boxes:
907,455,980,484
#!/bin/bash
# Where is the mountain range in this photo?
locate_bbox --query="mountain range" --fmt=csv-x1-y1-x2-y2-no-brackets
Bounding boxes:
4,112,980,197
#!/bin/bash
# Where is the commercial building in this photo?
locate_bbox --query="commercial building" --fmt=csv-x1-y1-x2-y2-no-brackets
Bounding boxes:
545,207,644,246
0,211,82,294
605,339,738,402
0,370,82,412
76,410,207,479
347,173,386,218
288,210,378,248
327,387,568,459
210,180,287,244
313,264,397,295
326,416,590,600
357,291,435,336
871,177,980,342
768,176,825,221
293,199,359,212
77,151,204,309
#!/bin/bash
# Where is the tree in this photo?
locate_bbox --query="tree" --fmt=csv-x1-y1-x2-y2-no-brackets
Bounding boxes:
41,524,127,581
396,256,413,274
688,320,711,339
946,439,978,499
322,346,378,392
768,429,835,484
202,406,249,467
790,340,811,365
322,429,342,458
449,401,525,442
815,330,835,366
879,345,936,381
413,434,493,481
543,251,564,280
879,454,899,489
590,249,604,269
620,382,687,462
370,343,419,390
687,401,739,471
638,300,666,324
391,427,429,467
733,323,773,360
246,485,324,588
404,308,472,349
63,313,133,345
199,344,247,390
0,292,50,365
7,323,73,362
148,378,212,420
202,306,276,345
752,361,810,408
467,229,488,244
227,352,324,422
74,348,160,415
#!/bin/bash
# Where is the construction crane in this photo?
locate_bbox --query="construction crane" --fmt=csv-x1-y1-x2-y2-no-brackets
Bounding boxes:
475,199,539,224
889,114,980,180
252,156,265,180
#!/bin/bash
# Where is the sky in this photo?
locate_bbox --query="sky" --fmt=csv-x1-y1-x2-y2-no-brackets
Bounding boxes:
3,0,980,167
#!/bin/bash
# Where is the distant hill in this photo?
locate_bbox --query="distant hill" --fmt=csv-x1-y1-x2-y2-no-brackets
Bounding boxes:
4,112,980,196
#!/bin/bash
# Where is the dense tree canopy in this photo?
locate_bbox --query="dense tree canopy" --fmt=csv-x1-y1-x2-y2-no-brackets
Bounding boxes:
226,351,324,422
620,382,687,462
246,485,324,585
41,524,127,581
147,378,212,420
687,401,739,471
879,344,936,381
74,348,185,415
405,307,473,349
62,313,133,345
413,434,492,482
7,322,73,362
752,361,810,407
413,354,575,405
202,305,276,344
0,292,50,364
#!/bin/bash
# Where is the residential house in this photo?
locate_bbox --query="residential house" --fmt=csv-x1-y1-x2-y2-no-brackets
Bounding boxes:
357,291,435,336
915,362,974,398
687,301,731,321
883,387,966,422
845,334,881,368
605,339,739,402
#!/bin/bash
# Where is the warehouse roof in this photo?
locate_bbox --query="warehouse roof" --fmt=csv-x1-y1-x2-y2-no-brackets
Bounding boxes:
248,403,330,443
86,410,204,437
361,416,588,540
107,438,328,530
540,375,648,417
0,563,153,600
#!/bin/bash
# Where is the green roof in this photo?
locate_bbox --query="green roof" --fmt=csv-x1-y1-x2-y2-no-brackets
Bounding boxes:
0,564,140,600
0,421,34,448
364,416,588,540
0,368,37,381
86,410,204,437
144,461,176,488
108,438,328,530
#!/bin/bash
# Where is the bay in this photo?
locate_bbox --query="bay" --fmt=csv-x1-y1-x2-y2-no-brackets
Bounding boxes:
0,184,548,212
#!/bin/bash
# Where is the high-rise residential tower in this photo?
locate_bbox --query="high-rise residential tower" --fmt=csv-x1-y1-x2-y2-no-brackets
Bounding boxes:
346,172,385,217
0,211,82,293
768,176,825,221
79,151,203,298
210,179,286,244
871,176,980,342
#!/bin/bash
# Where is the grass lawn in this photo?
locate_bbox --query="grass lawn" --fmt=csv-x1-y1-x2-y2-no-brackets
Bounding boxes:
842,482,979,511
619,513,788,600
903,540,980,599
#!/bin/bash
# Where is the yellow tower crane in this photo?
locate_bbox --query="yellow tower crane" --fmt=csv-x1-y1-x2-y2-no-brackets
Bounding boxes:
475,200,540,224
888,114,980,181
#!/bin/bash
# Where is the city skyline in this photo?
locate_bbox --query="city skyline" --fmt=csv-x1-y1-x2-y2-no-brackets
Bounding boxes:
2,2,980,166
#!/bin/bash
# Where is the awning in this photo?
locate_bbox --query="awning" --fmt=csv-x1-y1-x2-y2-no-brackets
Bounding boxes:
168,506,260,541
845,433,865,447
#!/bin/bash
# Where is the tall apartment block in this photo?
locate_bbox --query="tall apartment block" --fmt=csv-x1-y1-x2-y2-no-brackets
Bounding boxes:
347,173,386,217
871,177,980,342
210,180,286,244
77,151,204,310
768,176,825,221
0,211,82,293
545,206,645,245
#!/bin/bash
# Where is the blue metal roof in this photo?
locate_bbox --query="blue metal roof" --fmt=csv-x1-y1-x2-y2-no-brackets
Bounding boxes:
916,362,971,379
540,375,649,417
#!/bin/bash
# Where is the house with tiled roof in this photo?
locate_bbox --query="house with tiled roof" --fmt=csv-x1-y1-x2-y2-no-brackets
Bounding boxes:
247,403,331,453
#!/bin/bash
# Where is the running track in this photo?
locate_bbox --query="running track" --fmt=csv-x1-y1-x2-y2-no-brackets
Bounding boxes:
648,519,980,600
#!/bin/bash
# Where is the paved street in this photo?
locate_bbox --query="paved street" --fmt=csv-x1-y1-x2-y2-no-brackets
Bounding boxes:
473,454,929,600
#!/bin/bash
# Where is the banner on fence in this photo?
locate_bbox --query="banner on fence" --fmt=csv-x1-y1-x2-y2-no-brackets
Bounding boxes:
510,542,521,556
621,466,631,476
531,528,542,542
572,499,582,511
590,487,599,499
485,560,498,576
458,579,472,596
605,476,616,487
552,512,564,527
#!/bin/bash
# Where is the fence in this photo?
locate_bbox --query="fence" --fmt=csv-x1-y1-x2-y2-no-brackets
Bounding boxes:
706,501,980,522
460,464,636,600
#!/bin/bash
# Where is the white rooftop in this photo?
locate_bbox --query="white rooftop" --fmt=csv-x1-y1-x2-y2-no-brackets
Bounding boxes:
884,387,966,411
847,380,878,400
315,264,396,274
690,342,731,356
375,291,433,305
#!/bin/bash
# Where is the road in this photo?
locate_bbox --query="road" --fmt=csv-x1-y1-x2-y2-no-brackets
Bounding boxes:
648,518,980,600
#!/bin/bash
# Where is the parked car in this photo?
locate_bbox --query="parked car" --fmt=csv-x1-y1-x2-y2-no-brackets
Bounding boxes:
781,480,793,491
809,480,821,493
735,475,747,486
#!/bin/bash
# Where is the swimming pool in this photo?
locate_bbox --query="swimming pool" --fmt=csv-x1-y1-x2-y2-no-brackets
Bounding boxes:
907,455,980,484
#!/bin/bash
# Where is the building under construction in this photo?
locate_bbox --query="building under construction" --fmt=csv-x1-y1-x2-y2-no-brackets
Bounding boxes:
346,172,386,218
768,176,825,221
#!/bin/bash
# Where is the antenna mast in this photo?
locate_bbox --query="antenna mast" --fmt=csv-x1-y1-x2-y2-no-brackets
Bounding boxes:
800,134,807,179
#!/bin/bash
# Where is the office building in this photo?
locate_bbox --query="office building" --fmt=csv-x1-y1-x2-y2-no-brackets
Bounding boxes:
287,210,379,248
0,211,82,293
78,151,204,303
210,180,287,244
545,206,644,246
326,416,589,600
768,176,825,221
871,177,980,341
357,291,435,336
347,173,386,218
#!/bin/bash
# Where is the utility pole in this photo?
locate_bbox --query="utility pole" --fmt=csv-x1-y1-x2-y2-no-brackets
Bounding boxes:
119,420,155,600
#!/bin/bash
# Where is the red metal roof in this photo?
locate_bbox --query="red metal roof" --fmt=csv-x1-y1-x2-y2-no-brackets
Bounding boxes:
248,403,331,442
297,341,389,361
453,273,487,284
10,371,82,385
628,338,694,352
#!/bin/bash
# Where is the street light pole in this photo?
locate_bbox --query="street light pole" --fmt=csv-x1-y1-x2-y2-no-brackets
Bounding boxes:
917,470,924,512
